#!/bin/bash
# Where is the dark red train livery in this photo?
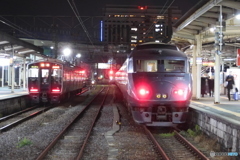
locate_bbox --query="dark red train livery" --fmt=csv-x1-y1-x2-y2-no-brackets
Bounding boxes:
27,59,88,104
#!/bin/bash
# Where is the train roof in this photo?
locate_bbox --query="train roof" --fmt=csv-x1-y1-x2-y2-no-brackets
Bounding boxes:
134,42,179,51
130,48,187,58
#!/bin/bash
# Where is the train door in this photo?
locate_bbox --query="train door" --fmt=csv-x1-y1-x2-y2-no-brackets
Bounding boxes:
40,68,50,102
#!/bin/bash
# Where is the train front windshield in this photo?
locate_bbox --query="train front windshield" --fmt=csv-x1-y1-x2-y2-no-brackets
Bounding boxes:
136,59,185,73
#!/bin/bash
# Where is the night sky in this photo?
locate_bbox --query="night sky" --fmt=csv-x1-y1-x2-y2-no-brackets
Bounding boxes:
0,0,198,16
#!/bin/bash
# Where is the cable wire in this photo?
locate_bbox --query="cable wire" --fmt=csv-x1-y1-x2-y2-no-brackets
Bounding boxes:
145,0,175,39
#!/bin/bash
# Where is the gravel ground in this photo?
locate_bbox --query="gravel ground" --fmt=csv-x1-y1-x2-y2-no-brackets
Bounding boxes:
0,85,234,160
0,89,97,160
82,85,115,160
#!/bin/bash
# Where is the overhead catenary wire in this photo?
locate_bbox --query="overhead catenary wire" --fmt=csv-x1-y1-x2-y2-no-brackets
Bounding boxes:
145,0,175,38
67,0,94,48
0,16,36,39
67,0,105,63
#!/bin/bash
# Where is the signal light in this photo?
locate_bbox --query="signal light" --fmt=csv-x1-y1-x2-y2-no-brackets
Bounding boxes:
80,70,85,74
40,63,50,67
52,87,60,93
109,70,114,74
139,89,149,95
52,65,60,69
173,89,184,95
30,87,38,92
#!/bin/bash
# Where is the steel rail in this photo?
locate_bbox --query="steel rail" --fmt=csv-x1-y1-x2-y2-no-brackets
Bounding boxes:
36,87,105,160
0,107,51,132
143,126,170,160
76,87,109,160
174,130,209,160
0,105,38,122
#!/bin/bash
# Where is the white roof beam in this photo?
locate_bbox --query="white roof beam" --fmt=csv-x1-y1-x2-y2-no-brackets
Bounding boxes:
202,12,220,18
209,6,235,14
185,25,203,30
175,0,224,32
190,21,209,27
220,1,240,10
195,17,218,25
181,29,199,35
172,32,195,40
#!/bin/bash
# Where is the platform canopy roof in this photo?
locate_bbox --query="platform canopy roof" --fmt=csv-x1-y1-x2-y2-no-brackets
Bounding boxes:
172,0,240,60
0,31,44,59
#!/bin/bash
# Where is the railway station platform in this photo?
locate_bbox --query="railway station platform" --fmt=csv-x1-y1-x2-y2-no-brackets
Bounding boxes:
190,95,240,123
189,95,240,153
0,87,28,100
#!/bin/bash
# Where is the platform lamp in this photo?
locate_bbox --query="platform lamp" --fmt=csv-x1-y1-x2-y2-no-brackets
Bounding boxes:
62,47,72,64
74,53,81,66
236,11,240,20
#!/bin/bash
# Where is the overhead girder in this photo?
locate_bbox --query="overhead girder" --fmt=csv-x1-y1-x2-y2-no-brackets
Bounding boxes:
220,1,240,10
209,6,235,14
172,32,195,40
181,29,199,35
202,12,221,19
195,17,218,25
190,21,209,27
185,25,203,30
175,0,224,32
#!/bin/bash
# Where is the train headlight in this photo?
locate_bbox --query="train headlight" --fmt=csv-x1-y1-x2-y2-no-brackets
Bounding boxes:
162,94,167,98
173,89,184,95
139,89,149,95
136,83,152,99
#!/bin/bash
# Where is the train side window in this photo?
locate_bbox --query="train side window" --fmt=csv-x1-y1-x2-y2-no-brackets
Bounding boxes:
128,58,133,73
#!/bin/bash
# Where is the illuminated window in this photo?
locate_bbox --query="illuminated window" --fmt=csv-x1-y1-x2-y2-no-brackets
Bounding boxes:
141,15,145,17
155,24,160,27
131,40,137,43
155,28,160,32
157,16,164,19
139,40,143,42
131,28,138,31
130,15,135,17
131,36,137,39
155,40,160,42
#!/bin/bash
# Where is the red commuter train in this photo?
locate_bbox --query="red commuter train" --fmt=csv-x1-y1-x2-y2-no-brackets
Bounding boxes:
27,59,88,104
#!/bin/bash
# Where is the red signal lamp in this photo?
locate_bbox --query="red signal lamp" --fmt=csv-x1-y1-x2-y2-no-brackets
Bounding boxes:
30,87,38,93
109,70,114,74
52,87,61,93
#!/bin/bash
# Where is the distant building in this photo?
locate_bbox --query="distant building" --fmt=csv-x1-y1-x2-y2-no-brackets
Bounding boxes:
103,5,182,52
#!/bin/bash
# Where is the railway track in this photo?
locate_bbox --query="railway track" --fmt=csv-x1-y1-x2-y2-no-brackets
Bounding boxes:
0,87,90,133
144,126,209,160
36,87,109,160
0,106,51,132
